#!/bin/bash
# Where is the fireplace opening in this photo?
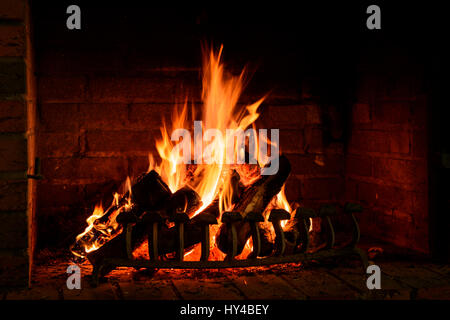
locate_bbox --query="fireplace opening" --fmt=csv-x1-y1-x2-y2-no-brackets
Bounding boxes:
1,2,448,300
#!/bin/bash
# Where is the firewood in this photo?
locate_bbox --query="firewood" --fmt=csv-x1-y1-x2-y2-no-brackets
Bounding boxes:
73,170,171,261
164,185,202,218
131,170,172,214
215,154,291,256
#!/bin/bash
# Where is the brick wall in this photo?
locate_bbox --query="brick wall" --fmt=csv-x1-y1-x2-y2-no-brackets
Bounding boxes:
0,0,36,287
345,47,429,253
31,4,431,255
32,4,349,250
35,56,346,249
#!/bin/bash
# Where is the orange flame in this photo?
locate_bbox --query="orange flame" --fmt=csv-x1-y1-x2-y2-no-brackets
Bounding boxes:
73,46,300,260
148,45,265,218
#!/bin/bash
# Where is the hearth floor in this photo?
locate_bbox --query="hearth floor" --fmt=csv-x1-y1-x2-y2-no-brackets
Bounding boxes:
3,255,450,300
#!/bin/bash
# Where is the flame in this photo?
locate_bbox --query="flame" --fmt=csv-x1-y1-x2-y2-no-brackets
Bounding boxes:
71,177,133,258
149,45,265,218
73,46,300,260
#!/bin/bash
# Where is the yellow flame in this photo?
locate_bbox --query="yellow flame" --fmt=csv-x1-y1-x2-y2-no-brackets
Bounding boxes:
150,45,265,217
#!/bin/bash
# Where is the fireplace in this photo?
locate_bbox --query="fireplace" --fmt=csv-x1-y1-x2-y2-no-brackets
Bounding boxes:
0,2,448,301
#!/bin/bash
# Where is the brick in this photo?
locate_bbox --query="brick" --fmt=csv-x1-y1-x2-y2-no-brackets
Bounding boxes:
89,76,177,103
412,130,427,158
393,210,414,224
0,180,27,211
82,180,121,206
38,132,79,157
230,274,305,299
301,178,344,200
346,155,372,177
37,183,83,208
282,270,358,299
324,142,344,155
0,100,26,132
389,130,410,154
416,286,450,300
304,126,323,153
36,206,89,249
290,154,343,176
261,105,307,129
373,101,411,125
39,103,79,132
352,103,371,123
37,50,129,76
172,278,244,300
412,192,428,220
360,183,414,213
349,130,390,154
304,104,322,124
284,176,302,203
0,211,28,249
0,58,26,95
127,156,152,178
0,25,25,57
381,74,418,100
243,83,300,105
279,129,304,154
0,250,28,287
0,0,26,20
356,73,377,104
41,157,128,181
373,158,427,186
38,77,87,102
344,178,358,201
412,225,429,253
79,103,129,130
86,130,157,154
129,103,173,130
358,181,377,205
0,133,27,171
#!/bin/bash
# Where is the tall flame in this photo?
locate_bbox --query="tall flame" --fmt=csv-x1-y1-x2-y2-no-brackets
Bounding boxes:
72,46,297,259
149,45,265,217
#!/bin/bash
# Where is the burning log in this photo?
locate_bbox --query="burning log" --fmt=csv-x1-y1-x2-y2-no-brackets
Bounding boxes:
86,210,218,279
153,212,218,256
164,185,202,218
72,170,172,259
215,154,291,256
131,170,172,213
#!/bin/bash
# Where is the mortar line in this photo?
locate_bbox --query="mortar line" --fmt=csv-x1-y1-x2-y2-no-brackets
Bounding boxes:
169,279,184,300
324,269,365,295
420,264,450,279
277,273,311,299
223,274,249,300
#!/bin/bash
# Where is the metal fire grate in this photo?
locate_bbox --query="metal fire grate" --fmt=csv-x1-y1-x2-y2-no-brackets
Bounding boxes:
90,202,368,286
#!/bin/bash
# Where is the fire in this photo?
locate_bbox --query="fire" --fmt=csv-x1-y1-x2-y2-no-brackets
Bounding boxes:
72,45,298,260
71,177,133,258
148,45,265,218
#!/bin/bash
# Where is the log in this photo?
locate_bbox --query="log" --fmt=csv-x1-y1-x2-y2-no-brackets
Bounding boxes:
155,212,217,256
131,170,172,213
83,170,172,230
215,155,291,256
85,210,216,278
72,170,172,259
164,185,202,218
